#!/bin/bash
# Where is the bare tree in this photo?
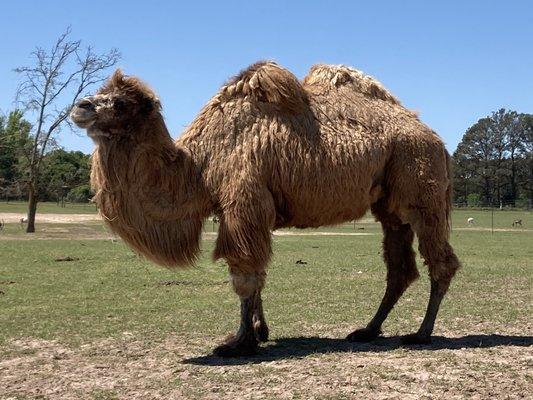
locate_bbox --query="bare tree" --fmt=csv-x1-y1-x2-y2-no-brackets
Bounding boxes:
15,28,119,232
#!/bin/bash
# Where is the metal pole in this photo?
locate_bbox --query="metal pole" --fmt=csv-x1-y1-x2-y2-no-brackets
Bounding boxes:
491,201,494,235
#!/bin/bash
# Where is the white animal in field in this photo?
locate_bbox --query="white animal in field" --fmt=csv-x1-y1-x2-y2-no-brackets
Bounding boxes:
20,217,28,228
512,219,522,227
467,217,474,225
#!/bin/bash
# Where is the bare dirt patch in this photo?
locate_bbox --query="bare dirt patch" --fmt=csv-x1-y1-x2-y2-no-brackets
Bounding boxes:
273,231,375,236
0,212,99,223
1,328,531,400
3,212,531,239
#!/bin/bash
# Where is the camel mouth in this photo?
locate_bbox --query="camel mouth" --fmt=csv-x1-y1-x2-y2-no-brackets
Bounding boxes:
70,107,97,129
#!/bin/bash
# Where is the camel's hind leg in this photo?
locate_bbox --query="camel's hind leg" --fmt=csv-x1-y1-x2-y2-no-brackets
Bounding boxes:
347,204,419,342
402,210,461,344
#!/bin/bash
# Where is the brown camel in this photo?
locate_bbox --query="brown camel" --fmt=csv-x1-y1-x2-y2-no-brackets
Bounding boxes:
70,62,461,357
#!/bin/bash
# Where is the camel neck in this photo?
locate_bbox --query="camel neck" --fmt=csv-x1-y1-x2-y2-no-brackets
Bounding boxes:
89,135,210,267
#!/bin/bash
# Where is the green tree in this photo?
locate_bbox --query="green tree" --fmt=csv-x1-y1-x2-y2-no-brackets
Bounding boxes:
66,184,92,203
40,149,91,202
0,110,31,200
453,117,495,203
518,114,533,202
453,109,532,206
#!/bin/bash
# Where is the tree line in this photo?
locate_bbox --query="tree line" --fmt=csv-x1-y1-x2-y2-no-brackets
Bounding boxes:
453,109,532,208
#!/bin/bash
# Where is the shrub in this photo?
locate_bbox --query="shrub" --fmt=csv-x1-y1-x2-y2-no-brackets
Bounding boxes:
515,194,531,209
467,193,480,207
66,184,92,203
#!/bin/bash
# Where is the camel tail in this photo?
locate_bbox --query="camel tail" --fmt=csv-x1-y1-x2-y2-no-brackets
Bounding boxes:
445,149,453,237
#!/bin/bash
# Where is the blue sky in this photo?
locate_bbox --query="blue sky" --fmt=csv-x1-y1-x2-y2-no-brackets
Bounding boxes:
1,0,532,154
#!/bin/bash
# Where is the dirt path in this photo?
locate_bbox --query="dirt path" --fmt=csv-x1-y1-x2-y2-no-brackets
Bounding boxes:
1,329,531,400
0,212,99,223
1,212,530,234
273,231,375,236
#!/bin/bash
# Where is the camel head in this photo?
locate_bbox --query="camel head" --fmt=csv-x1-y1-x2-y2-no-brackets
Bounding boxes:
70,69,161,142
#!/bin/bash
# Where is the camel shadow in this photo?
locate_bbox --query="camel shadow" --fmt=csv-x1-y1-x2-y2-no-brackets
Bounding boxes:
182,334,533,366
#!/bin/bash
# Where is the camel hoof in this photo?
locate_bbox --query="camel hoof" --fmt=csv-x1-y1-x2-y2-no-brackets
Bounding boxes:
401,333,432,345
213,335,258,357
254,321,269,342
346,327,382,342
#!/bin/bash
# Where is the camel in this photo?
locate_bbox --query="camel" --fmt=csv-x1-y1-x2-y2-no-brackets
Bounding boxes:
70,62,461,357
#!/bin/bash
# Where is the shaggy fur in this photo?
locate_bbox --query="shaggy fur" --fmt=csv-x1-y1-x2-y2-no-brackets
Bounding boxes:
71,62,461,356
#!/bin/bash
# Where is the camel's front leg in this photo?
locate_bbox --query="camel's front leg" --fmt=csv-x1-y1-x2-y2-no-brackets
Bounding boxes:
253,290,269,342
212,188,275,357
213,271,267,357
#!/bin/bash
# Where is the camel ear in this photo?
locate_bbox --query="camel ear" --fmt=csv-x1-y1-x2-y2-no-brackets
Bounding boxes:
110,69,125,85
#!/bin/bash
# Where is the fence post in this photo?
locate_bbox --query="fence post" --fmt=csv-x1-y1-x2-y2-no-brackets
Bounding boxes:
491,202,494,235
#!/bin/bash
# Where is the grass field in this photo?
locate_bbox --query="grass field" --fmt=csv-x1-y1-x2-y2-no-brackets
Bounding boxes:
0,200,97,214
0,208,532,399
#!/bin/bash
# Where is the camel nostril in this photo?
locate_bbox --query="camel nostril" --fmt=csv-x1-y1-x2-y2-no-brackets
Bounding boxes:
77,99,94,110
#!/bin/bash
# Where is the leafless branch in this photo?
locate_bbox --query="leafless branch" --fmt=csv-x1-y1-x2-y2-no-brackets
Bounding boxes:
12,27,120,232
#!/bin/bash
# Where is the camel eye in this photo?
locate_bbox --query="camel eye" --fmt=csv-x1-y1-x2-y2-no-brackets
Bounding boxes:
114,98,127,112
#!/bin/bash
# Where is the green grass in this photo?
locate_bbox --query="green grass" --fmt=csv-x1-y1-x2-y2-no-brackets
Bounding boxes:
0,224,531,345
0,200,97,214
451,208,532,229
0,221,108,238
1,215,531,399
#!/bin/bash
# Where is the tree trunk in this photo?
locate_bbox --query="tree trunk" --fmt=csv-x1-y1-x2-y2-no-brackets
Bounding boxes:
26,182,38,233
496,178,502,208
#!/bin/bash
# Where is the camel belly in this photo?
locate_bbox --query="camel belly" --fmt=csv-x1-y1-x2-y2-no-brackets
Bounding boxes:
266,140,388,229
271,181,380,229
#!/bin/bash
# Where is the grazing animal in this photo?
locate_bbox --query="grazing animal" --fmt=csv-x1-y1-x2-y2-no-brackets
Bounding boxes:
512,219,522,227
0,219,4,231
467,217,474,225
70,63,461,356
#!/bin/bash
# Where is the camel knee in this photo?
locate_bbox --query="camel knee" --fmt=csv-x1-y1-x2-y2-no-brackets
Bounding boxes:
385,244,419,285
431,254,460,290
390,265,419,287
421,243,461,291
385,265,419,300
229,269,265,298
